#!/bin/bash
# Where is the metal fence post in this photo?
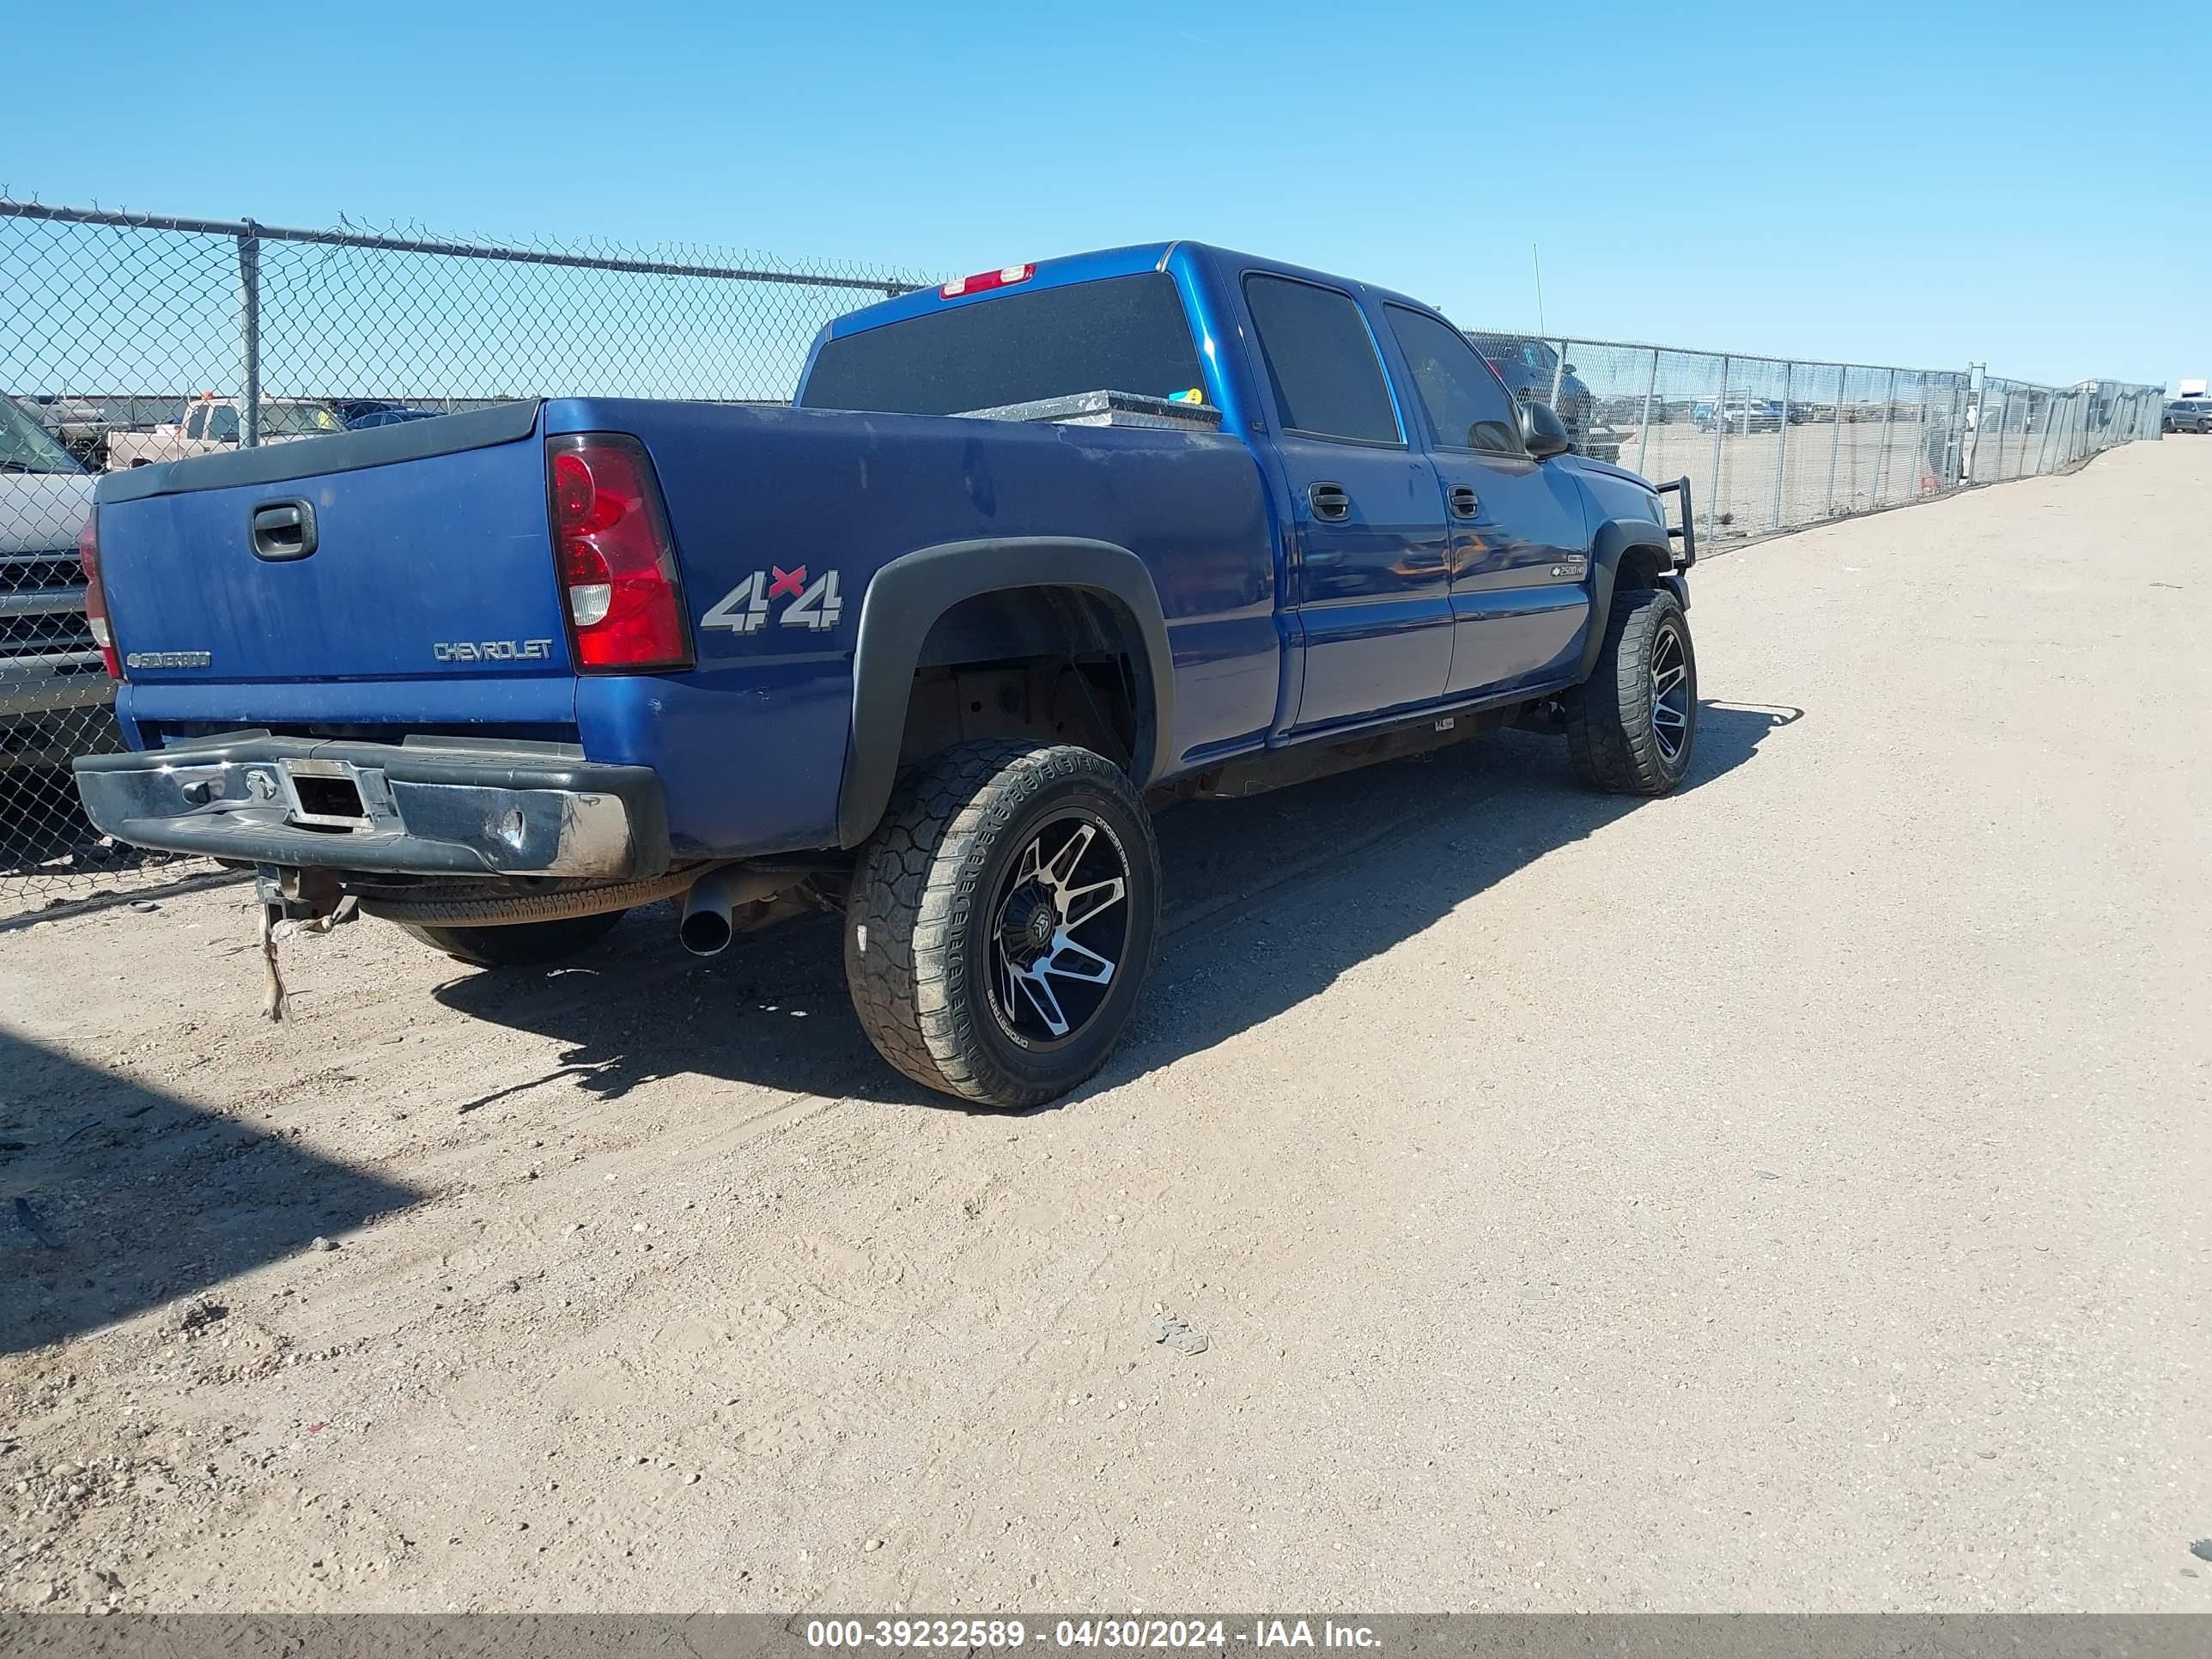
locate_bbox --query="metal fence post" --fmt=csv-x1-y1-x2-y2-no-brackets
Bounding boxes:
1823,365,1847,516
1637,349,1657,462
1707,355,1729,543
1943,378,1961,488
237,221,261,448
2033,390,2057,477
1870,368,1898,505
1990,383,2011,482
1770,360,1792,530
1547,343,1567,411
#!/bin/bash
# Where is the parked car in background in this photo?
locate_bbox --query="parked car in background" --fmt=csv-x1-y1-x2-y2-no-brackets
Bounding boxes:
343,405,445,430
24,395,117,469
1464,335,1625,460
0,395,106,776
333,398,447,428
1692,394,1785,433
2162,398,2210,434
102,396,347,469
1468,335,1598,438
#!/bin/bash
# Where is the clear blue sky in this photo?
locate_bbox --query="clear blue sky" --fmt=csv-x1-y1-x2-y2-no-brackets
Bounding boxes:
9,0,2205,388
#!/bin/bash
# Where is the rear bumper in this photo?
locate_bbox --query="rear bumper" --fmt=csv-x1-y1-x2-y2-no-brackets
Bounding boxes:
72,732,670,878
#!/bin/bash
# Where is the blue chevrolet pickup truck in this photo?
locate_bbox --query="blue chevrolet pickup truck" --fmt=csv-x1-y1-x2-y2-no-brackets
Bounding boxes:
74,241,1696,1107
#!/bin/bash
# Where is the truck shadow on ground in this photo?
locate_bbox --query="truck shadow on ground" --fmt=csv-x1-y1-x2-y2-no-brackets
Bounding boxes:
434,702,1799,1115
0,1031,423,1353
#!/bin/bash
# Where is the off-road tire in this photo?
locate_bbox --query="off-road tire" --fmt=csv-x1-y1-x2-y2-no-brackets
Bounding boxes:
844,740,1160,1109
398,909,628,968
1565,586,1698,796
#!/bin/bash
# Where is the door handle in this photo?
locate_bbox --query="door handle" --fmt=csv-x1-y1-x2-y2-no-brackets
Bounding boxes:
1308,482,1351,522
250,499,317,561
1447,484,1480,520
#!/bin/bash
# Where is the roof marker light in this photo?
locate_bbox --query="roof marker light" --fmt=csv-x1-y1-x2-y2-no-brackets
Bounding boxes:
940,263,1034,300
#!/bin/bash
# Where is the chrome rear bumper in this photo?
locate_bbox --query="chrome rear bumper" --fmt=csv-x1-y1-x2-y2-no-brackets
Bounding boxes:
73,732,670,878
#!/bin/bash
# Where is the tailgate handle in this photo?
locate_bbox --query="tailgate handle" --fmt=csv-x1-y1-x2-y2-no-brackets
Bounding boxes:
250,499,317,562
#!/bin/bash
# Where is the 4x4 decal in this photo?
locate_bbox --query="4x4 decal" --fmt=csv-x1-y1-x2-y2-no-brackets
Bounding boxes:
702,565,844,634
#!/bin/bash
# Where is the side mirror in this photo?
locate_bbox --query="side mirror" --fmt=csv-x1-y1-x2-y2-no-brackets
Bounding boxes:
1522,400,1572,459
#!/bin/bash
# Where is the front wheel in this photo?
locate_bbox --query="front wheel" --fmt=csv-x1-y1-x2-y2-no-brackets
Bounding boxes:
1565,586,1698,796
844,740,1161,1109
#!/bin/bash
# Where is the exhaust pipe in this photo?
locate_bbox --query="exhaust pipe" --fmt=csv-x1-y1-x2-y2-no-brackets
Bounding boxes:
678,866,785,957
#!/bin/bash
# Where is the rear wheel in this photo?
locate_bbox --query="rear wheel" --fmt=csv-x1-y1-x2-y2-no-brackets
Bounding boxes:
398,909,628,968
1565,586,1698,796
845,740,1160,1109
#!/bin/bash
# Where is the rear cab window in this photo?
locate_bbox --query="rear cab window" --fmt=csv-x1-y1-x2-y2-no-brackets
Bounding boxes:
800,272,1206,415
1241,274,1401,446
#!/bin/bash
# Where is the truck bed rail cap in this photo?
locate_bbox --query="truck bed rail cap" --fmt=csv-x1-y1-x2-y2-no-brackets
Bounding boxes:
95,400,544,505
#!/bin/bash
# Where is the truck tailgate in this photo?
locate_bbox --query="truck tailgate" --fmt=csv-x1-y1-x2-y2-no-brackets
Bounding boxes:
92,403,571,691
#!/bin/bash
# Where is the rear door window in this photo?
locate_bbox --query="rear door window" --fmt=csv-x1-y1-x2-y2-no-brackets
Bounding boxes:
1242,275,1401,445
1383,305,1525,456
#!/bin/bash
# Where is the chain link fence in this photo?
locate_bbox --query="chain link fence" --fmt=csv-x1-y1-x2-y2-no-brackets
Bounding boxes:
0,198,925,913
1465,333,2164,546
0,197,2167,910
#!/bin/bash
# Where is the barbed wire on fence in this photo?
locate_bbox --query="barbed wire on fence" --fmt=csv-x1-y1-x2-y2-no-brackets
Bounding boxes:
0,196,2170,909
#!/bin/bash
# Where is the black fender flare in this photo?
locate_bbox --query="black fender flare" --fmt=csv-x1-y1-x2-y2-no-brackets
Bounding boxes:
1574,519,1679,684
836,536,1176,848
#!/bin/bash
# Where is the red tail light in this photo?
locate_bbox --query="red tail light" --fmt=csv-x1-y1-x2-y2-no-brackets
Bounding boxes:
547,434,690,672
77,513,122,679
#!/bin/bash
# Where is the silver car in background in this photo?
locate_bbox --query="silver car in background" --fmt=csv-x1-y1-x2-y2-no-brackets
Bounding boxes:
2,394,106,773
2163,398,2210,434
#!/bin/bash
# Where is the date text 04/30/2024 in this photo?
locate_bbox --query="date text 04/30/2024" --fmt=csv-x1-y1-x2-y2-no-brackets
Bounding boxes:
802,1620,1381,1650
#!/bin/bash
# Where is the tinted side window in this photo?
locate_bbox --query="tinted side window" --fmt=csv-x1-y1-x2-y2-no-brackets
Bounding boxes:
1243,276,1401,444
1385,307,1524,456
208,406,240,442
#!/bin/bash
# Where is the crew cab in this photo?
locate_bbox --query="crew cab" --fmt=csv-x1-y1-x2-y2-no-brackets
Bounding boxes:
74,242,1697,1107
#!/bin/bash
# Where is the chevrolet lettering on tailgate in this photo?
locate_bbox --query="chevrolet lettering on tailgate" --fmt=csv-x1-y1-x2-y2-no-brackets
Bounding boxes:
432,638,556,664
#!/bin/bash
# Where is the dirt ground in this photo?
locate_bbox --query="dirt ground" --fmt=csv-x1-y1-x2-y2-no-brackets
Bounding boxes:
2,440,2208,1613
